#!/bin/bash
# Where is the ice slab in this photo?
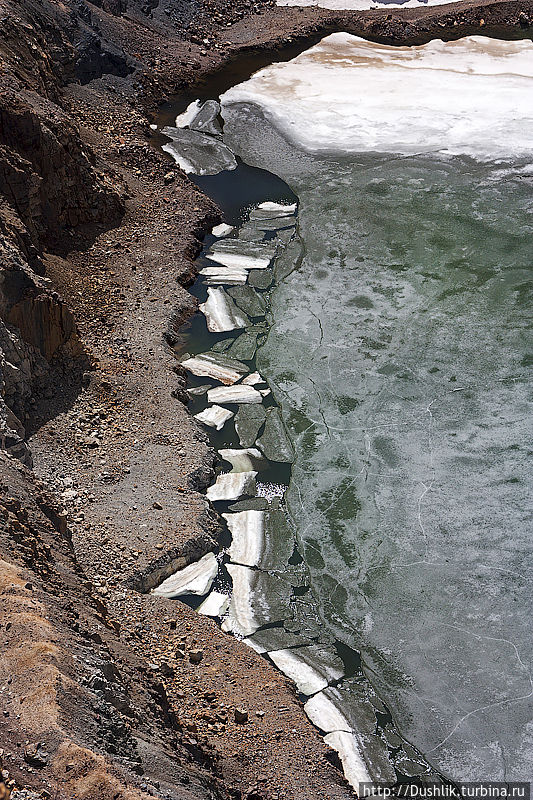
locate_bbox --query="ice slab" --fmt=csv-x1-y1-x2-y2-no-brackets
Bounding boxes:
257,201,297,214
175,99,201,128
199,287,250,333
197,590,230,617
206,241,275,271
242,371,265,386
304,690,351,733
227,285,266,317
247,626,310,653
189,99,222,136
194,405,234,431
206,471,257,502
222,564,292,637
162,127,237,175
256,407,294,463
207,385,263,405
152,552,218,598
228,497,269,512
187,384,211,396
268,644,344,695
211,222,234,238
235,404,266,447
323,731,371,788
181,352,248,384
223,510,265,567
200,266,249,285
220,34,533,161
218,447,264,473
225,330,259,361
248,269,273,289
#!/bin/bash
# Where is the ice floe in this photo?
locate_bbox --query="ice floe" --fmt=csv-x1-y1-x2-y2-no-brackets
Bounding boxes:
256,407,293,462
181,352,248,384
197,590,230,617
220,34,533,161
323,731,371,787
175,100,202,127
199,266,249,285
188,99,222,136
257,201,297,214
199,287,250,333
207,385,263,405
222,565,292,637
194,405,234,431
218,447,264,472
223,510,265,567
242,371,265,386
222,564,259,636
211,222,234,238
304,690,351,733
268,644,344,695
206,470,257,502
227,285,266,317
152,552,218,598
162,126,237,175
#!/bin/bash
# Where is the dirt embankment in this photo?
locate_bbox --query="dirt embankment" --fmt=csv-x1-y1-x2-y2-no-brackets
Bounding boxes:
0,0,531,798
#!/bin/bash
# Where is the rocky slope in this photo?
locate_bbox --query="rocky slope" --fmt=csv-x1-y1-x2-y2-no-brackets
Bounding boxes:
0,0,531,798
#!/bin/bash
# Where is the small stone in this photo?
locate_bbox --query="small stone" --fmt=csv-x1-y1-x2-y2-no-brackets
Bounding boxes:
175,649,186,659
153,501,163,509
164,171,175,184
234,707,248,724
84,437,99,448
189,649,203,664
24,743,49,768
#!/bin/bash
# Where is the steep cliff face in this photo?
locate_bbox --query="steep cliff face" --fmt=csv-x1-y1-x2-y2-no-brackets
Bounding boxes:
0,3,127,469
0,451,219,800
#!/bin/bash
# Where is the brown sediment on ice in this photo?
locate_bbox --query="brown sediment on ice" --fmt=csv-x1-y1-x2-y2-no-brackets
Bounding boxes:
0,0,531,797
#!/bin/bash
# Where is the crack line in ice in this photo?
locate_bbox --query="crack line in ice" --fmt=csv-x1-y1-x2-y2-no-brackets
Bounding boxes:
427,623,533,754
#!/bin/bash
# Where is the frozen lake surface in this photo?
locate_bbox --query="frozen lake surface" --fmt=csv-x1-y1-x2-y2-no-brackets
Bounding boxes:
220,34,533,781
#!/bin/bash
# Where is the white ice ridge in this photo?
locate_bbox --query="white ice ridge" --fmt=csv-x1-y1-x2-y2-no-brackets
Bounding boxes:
175,99,202,127
223,510,265,566
221,33,533,160
206,470,257,502
199,287,249,332
222,563,260,636
211,222,234,237
197,590,230,617
194,405,234,431
152,552,218,598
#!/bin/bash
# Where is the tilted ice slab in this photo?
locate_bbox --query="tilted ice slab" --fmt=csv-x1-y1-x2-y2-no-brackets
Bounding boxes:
207,384,263,405
221,33,533,160
162,127,237,175
199,287,250,333
268,644,344,696
194,405,234,431
197,590,230,617
218,447,264,472
323,731,371,787
223,508,294,569
222,563,260,636
304,690,352,733
206,471,257,502
199,266,249,285
222,564,292,637
181,352,248,385
175,99,201,128
223,510,265,566
152,552,218,598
